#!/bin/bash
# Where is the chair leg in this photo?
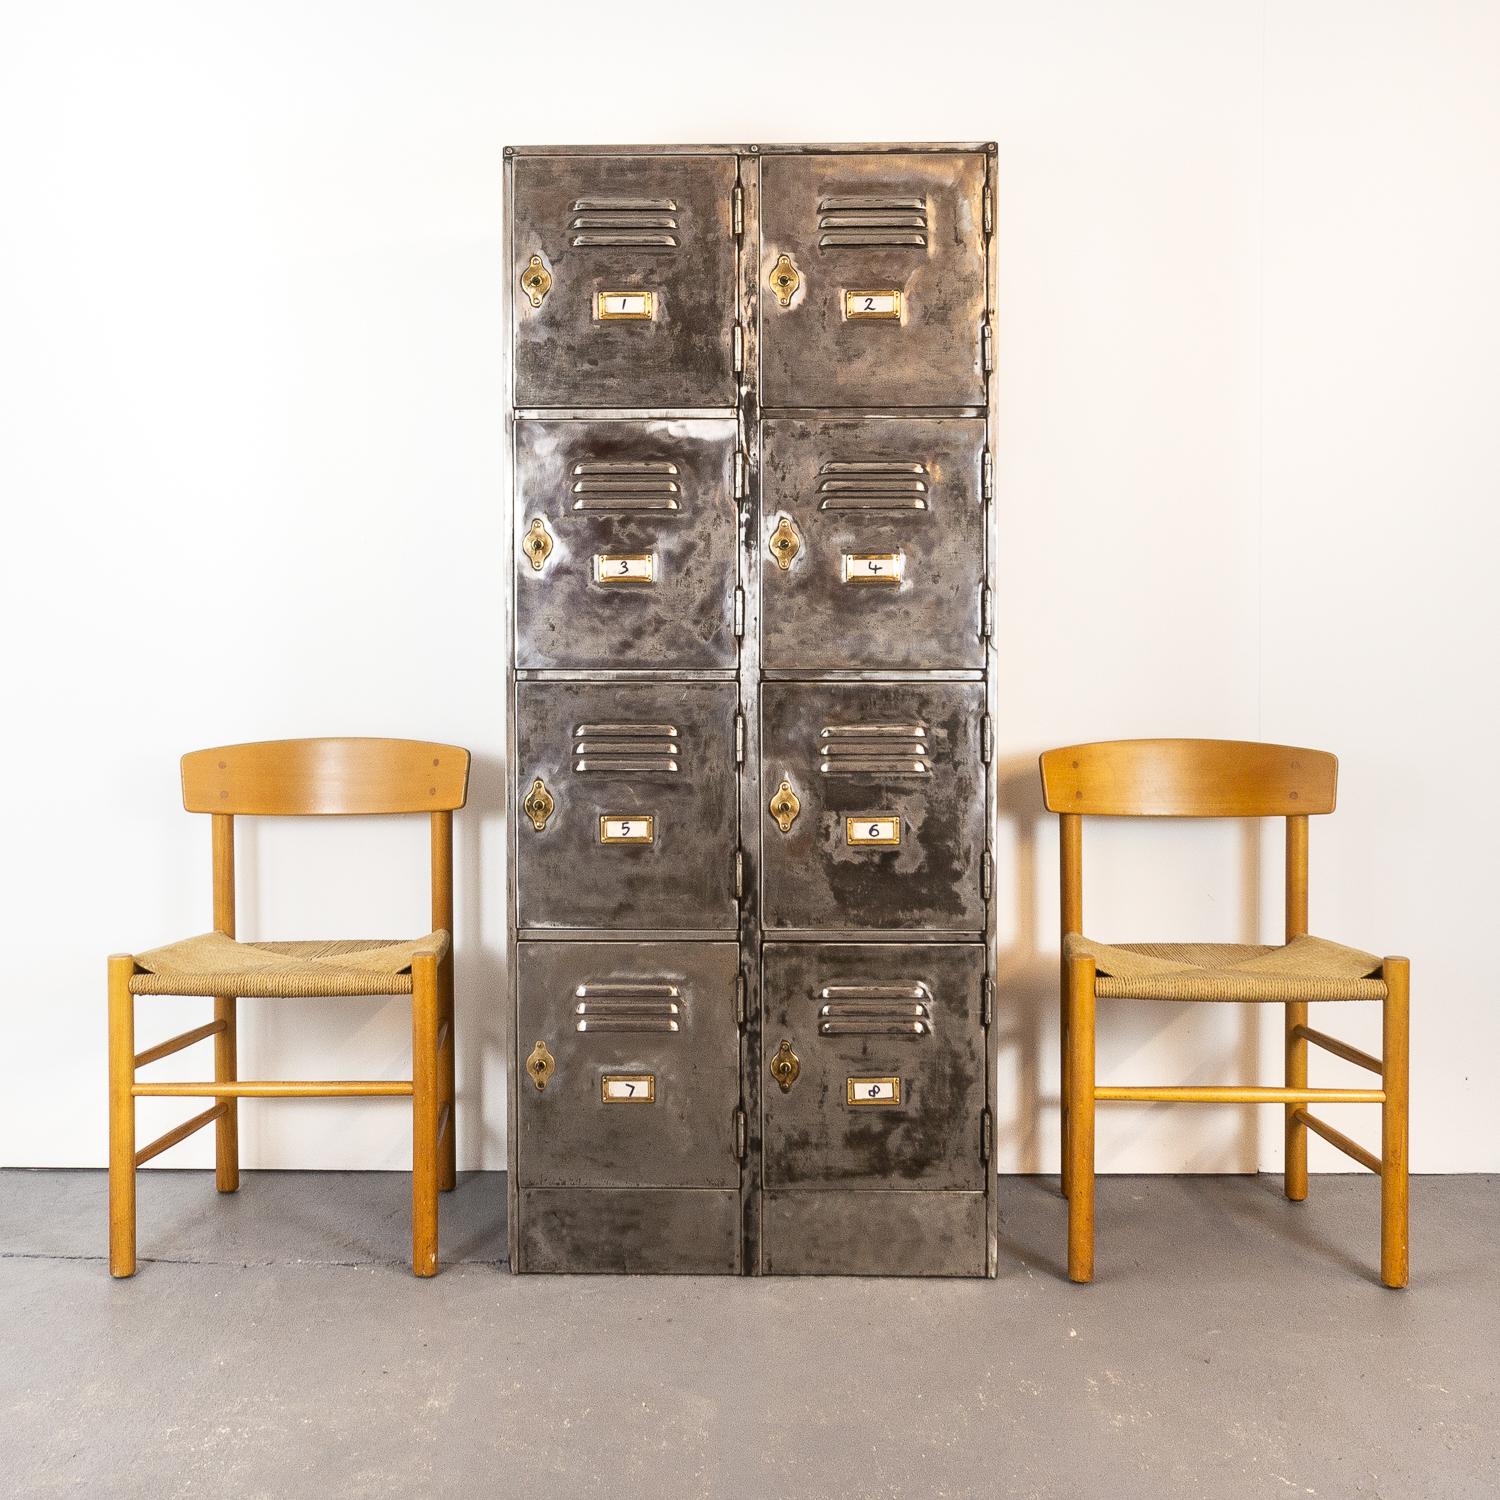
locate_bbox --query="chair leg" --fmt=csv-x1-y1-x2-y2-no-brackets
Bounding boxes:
213,996,239,1193
1060,961,1071,1198
1284,1000,1308,1201
439,956,456,1193
1066,954,1096,1283
108,956,137,1278
411,952,440,1277
1381,958,1410,1288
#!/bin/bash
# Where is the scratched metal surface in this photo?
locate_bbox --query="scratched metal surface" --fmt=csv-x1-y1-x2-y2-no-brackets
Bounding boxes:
761,942,986,1191
758,151,987,409
759,680,987,934
759,415,987,671
515,940,740,1190
513,680,738,932
513,417,740,670
511,153,738,409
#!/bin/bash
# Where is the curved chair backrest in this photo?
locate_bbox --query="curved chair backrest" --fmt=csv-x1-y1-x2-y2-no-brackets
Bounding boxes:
1039,738,1337,818
181,738,470,816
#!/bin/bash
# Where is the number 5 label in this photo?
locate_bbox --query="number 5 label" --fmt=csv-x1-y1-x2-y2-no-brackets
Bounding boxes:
600,814,655,844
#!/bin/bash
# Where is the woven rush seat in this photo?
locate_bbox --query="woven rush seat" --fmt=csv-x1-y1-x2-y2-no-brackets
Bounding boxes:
130,930,450,998
1065,932,1386,1002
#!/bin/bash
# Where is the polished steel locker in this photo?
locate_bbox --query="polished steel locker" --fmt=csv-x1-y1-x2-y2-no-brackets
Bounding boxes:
506,142,997,1276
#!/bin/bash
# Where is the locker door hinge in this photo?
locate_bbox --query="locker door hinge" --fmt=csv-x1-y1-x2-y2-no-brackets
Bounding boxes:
733,585,745,638
736,969,747,1026
733,322,744,375
734,848,745,900
980,1107,993,1164
982,975,995,1029
981,448,994,503
732,184,744,239
980,320,994,374
981,584,993,640
980,712,993,765
734,709,746,764
734,448,747,500
735,1106,748,1162
981,846,993,902
983,186,993,238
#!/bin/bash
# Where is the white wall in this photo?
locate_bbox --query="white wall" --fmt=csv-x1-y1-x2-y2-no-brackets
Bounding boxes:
2,1,1496,1173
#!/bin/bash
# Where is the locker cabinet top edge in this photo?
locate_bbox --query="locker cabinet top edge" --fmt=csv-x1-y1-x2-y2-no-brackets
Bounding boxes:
503,141,997,158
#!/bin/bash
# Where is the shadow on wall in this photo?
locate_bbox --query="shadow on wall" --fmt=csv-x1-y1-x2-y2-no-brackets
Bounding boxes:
458,752,508,1177
993,751,1263,1175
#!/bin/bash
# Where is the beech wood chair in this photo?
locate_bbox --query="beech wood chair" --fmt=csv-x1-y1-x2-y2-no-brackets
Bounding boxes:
108,737,470,1279
1038,739,1409,1288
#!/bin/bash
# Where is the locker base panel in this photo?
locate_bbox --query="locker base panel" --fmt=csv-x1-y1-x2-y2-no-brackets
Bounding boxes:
762,1190,990,1277
516,1188,742,1275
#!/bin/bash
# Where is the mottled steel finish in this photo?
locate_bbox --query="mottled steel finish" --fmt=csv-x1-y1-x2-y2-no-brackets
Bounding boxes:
506,143,997,1277
760,416,987,671
518,1188,742,1273
513,680,738,931
761,943,986,1191
513,417,740,670
761,1189,989,1276
759,152,988,408
511,154,738,409
516,942,740,1188
759,680,987,933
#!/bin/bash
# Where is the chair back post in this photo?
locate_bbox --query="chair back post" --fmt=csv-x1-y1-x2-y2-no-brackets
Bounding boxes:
212,814,236,938
1059,812,1083,938
1285,814,1309,941
430,810,454,934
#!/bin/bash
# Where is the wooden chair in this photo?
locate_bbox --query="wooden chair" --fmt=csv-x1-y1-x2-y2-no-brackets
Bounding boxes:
1038,739,1409,1288
108,738,470,1279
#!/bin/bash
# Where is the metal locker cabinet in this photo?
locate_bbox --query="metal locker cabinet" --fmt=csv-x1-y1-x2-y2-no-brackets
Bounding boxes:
507,142,997,1278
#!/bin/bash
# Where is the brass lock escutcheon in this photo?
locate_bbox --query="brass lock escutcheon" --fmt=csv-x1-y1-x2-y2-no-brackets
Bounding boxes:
769,252,800,308
522,776,555,832
521,516,553,572
768,514,801,571
525,1039,555,1092
521,253,552,309
770,1038,800,1093
769,778,800,834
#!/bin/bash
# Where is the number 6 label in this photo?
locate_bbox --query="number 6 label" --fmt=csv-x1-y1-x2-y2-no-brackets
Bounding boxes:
846,815,901,847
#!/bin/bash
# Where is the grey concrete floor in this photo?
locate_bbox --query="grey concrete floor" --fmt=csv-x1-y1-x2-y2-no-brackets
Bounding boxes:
1,1171,1496,1499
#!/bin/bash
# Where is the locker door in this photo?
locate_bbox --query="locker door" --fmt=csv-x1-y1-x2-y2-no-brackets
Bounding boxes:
759,151,988,409
759,416,986,671
515,681,739,932
515,417,740,670
512,154,738,409
760,681,987,934
516,941,742,1273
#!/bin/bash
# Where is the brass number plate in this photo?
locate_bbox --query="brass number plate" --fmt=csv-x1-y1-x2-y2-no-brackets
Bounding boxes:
602,1073,655,1103
844,289,902,321
593,553,656,586
596,290,655,321
847,1076,901,1106
599,814,654,844
842,552,905,586
847,815,901,847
